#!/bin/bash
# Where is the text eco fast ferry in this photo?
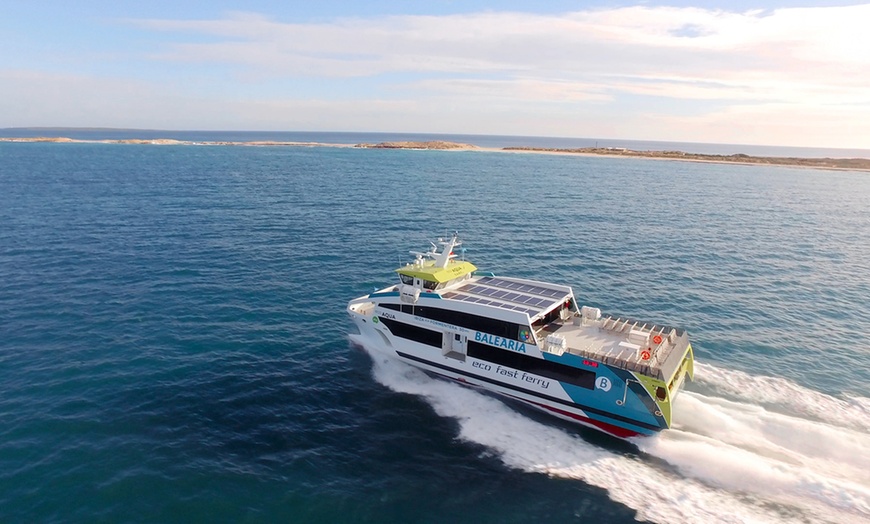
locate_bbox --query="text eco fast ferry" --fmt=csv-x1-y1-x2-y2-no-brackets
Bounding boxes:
347,234,695,439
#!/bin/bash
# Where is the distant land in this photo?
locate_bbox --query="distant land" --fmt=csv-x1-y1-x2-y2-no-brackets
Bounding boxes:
498,146,870,171
3,136,869,172
355,140,476,150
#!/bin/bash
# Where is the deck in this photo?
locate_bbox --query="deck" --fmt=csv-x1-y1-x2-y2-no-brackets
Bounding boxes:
540,314,689,380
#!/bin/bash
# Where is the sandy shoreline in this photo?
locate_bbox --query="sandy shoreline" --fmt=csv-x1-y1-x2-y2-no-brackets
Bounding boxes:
3,137,868,172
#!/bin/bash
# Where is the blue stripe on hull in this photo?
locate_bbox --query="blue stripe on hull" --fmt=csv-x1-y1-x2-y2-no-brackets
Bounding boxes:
396,350,662,434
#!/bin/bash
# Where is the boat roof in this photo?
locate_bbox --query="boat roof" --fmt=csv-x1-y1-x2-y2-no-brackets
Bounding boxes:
442,276,571,319
396,233,478,283
396,259,478,283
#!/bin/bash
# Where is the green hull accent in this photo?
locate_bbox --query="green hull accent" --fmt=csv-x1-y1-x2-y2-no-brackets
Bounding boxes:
634,343,695,428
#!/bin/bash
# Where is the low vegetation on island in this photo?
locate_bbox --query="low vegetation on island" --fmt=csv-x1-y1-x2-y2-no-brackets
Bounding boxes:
502,146,870,171
2,136,868,172
354,141,477,150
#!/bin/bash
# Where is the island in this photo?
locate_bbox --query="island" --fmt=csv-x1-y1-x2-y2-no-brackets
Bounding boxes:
355,140,477,150
500,146,870,171
2,137,868,172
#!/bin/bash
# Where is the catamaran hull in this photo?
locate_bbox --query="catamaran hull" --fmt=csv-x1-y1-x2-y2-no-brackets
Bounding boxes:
349,321,665,440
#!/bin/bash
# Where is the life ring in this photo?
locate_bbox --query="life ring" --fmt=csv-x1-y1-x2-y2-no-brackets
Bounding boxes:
641,349,651,360
652,335,663,345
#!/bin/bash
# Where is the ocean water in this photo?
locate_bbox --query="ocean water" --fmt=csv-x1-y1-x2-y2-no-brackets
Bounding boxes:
1,140,869,523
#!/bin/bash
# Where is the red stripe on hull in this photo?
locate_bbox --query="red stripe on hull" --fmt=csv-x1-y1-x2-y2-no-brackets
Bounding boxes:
515,397,643,439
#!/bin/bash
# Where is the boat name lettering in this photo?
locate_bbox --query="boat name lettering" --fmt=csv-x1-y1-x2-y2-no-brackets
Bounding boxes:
492,366,549,389
474,332,527,353
521,373,550,389
382,312,396,319
413,316,466,333
472,361,491,371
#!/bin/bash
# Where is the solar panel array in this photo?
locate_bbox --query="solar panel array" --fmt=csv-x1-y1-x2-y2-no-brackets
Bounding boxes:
440,292,540,316
441,276,570,317
478,277,568,299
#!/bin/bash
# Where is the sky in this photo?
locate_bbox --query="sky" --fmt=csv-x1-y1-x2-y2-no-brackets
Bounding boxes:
2,1,869,147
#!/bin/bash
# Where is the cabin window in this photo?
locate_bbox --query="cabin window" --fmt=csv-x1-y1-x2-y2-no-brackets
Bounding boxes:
413,305,525,341
378,302,413,315
534,300,573,328
400,274,414,285
422,280,438,290
656,387,667,401
467,341,595,389
378,317,441,347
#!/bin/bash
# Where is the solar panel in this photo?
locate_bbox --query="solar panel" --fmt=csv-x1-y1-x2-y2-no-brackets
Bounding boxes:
481,277,567,298
441,275,570,318
450,292,536,315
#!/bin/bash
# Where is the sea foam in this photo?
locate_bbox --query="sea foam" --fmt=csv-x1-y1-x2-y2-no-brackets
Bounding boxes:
693,362,870,433
356,336,870,524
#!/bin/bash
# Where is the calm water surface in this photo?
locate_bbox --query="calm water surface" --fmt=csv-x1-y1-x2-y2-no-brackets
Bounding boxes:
1,142,869,523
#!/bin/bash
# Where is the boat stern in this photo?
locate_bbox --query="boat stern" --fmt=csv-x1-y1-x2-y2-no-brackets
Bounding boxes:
634,342,694,429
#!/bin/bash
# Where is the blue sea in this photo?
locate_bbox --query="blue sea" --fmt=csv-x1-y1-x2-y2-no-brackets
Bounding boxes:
1,133,869,523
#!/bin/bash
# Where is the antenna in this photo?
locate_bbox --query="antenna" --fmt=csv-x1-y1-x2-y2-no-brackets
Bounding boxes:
433,232,460,268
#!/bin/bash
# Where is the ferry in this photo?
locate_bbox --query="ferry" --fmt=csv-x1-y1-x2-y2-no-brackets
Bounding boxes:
347,234,695,439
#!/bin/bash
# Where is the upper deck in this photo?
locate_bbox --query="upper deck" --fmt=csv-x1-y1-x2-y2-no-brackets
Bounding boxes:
541,312,692,382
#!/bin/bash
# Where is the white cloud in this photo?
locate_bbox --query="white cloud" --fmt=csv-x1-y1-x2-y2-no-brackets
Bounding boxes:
128,6,870,105
135,6,870,68
639,102,870,150
0,69,420,131
3,4,869,147
406,77,612,103
3,67,868,149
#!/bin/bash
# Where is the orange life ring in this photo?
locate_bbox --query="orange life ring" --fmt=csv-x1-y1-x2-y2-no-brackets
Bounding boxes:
641,349,651,360
652,335,663,345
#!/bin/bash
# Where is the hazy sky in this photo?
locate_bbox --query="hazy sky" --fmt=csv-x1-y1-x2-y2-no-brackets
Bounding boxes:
2,1,868,147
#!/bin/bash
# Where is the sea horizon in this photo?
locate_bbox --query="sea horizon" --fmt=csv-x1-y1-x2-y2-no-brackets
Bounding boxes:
3,126,869,160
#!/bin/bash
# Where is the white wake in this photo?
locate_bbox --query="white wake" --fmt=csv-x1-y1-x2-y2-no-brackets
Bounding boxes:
354,336,870,523
692,361,870,434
